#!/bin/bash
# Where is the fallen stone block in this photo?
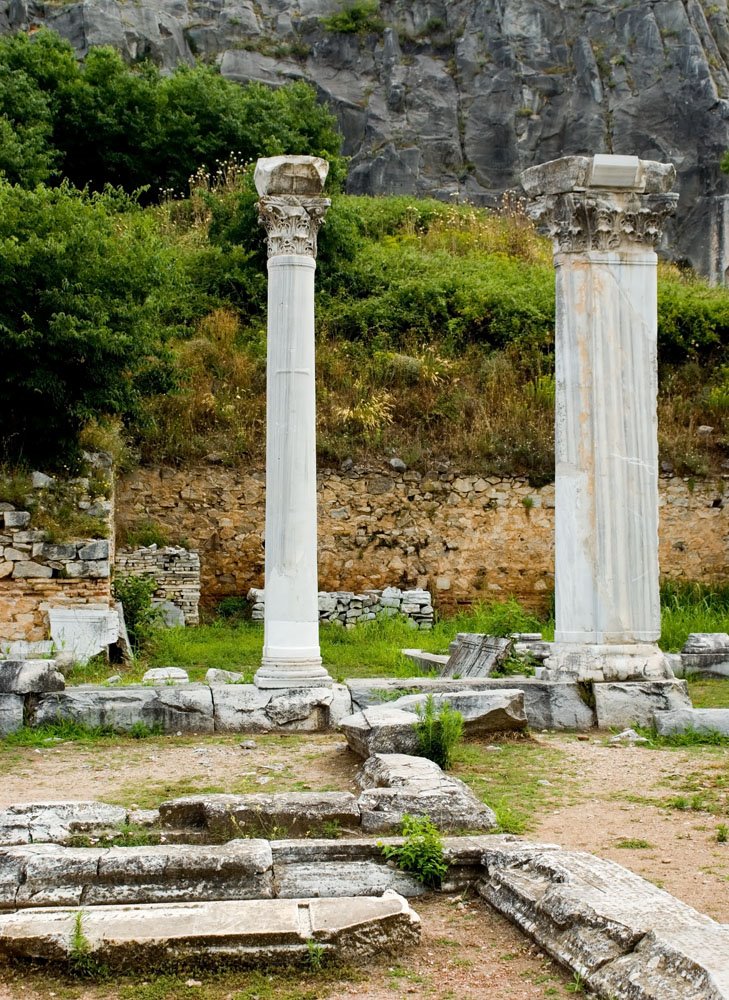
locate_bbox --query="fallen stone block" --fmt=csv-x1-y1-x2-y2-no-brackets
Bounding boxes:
159,792,361,841
347,678,595,731
680,632,729,678
654,708,729,737
392,689,527,735
480,842,729,1000
0,892,421,969
0,660,64,695
0,802,128,848
48,608,120,665
440,633,513,678
142,667,189,684
593,680,691,729
205,668,245,685
356,754,497,834
401,649,449,672
340,707,420,758
30,686,214,734
1,840,273,909
0,694,23,737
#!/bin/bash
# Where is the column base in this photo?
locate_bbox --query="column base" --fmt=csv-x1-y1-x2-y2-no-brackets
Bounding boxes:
542,643,674,683
254,658,333,690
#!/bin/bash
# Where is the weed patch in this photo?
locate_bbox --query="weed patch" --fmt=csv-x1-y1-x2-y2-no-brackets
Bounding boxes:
379,814,449,887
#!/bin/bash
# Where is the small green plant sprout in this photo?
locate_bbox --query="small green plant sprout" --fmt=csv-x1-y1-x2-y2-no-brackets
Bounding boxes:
68,911,104,978
306,937,326,972
414,694,464,770
379,814,449,888
614,837,653,849
521,494,534,513
565,970,586,994
717,824,728,843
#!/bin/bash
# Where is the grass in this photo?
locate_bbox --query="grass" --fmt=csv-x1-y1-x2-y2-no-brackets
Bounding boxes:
687,677,729,708
452,737,572,834
614,837,653,849
659,582,729,652
0,719,162,747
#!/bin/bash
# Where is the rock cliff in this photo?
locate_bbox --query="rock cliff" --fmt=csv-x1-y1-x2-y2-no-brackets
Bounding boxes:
3,0,729,278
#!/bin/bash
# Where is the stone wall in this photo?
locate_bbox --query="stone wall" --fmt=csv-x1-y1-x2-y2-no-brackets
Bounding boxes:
115,546,201,625
0,477,114,643
248,587,434,630
115,465,728,612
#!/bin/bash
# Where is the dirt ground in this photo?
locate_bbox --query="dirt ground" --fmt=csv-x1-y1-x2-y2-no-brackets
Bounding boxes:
0,731,727,1000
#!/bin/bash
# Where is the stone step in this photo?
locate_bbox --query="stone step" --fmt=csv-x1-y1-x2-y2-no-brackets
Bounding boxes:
480,841,729,1000
0,893,421,969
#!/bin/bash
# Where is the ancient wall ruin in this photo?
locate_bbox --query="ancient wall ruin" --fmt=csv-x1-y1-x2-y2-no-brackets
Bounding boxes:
116,465,728,613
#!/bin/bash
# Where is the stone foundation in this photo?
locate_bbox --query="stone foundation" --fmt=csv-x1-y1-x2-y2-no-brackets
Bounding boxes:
115,545,200,625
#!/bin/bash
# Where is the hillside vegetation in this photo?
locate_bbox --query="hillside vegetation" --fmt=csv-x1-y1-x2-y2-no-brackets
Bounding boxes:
0,29,727,482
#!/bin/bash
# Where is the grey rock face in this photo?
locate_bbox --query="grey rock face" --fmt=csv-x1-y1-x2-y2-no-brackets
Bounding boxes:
481,842,729,1000
392,689,527,735
2,0,727,273
340,706,420,758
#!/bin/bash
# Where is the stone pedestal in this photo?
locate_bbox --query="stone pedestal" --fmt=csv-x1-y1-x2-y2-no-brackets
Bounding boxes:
253,156,333,690
521,155,678,682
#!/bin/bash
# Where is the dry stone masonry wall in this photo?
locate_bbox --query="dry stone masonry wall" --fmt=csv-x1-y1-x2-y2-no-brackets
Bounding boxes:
115,545,201,625
248,586,433,629
116,465,728,613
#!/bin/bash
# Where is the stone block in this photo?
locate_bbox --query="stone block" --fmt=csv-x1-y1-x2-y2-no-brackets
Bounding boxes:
0,802,127,848
3,511,30,529
77,541,109,561
0,694,23,737
0,660,65,695
30,685,214,734
340,707,419,758
142,667,189,685
205,668,245,685
37,543,78,561
440,634,513,678
680,632,729,678
480,842,729,1000
356,754,497,834
159,792,360,841
12,562,53,579
48,608,120,665
274,861,425,899
392,690,527,735
0,893,421,968
2,840,273,909
254,154,329,196
654,708,729,737
347,678,596,731
594,680,691,729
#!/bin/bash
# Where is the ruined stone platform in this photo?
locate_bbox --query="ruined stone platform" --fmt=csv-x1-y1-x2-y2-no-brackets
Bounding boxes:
0,893,421,969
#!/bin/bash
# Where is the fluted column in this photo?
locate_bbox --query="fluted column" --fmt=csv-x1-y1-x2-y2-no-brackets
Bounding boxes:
521,154,678,681
253,155,332,689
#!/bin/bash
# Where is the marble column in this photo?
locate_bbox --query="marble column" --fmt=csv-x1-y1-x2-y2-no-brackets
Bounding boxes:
521,154,678,681
253,155,333,689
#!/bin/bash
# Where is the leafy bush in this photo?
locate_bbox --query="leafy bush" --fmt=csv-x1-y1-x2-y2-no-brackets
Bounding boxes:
0,181,181,467
379,814,449,888
321,0,384,34
414,694,464,770
112,575,161,653
0,30,346,197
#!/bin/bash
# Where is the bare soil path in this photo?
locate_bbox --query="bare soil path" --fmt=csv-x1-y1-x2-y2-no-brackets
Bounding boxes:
0,730,727,1000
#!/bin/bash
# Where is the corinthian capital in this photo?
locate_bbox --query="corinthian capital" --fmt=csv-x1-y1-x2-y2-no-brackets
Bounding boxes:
254,154,331,259
257,196,330,259
521,154,678,254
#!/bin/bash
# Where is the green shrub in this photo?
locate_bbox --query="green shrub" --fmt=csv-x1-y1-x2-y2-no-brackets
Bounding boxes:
321,0,384,34
112,574,161,653
414,694,464,770
215,596,249,621
379,814,449,888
